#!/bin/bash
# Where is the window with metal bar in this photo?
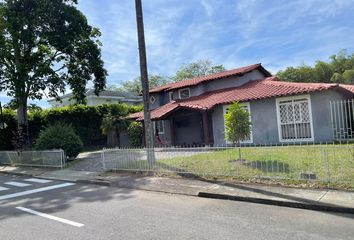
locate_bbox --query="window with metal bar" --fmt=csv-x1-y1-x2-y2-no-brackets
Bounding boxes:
153,120,164,134
277,96,313,141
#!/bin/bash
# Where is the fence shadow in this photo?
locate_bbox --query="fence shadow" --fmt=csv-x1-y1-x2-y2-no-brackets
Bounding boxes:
242,160,290,173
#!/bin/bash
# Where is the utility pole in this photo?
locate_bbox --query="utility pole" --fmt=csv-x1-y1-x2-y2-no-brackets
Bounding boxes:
135,0,155,162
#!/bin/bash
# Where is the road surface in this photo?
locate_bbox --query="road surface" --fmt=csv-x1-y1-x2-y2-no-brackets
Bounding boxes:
0,173,353,240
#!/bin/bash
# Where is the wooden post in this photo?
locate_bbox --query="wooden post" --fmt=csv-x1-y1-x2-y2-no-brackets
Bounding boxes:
135,0,155,163
170,118,175,146
202,111,210,146
142,122,146,147
135,0,154,148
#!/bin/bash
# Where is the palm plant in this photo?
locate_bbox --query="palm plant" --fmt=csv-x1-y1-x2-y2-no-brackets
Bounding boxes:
101,113,128,148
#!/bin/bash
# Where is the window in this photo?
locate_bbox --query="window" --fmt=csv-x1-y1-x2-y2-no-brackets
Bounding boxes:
153,120,164,134
169,92,174,101
276,95,313,142
178,88,190,99
150,95,156,104
223,102,252,143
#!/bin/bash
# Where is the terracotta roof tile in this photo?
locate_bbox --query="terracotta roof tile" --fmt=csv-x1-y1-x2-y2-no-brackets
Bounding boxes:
129,102,180,121
339,84,354,93
131,78,352,121
149,63,271,93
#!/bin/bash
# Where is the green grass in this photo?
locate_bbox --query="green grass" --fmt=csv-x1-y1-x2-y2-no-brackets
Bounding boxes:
114,146,354,188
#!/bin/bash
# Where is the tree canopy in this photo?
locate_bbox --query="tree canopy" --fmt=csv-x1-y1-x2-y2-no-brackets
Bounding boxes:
119,60,225,94
173,60,225,82
121,74,171,95
276,50,354,84
0,0,107,148
224,102,251,145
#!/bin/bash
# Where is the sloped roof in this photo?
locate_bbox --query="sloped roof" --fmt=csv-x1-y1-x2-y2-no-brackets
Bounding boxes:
131,77,346,121
149,63,271,93
339,84,354,93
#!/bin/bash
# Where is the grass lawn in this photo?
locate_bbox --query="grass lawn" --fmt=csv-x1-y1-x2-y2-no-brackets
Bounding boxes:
109,145,354,187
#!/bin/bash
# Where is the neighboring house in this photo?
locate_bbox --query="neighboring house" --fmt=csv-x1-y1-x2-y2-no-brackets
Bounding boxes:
48,89,142,107
130,63,354,146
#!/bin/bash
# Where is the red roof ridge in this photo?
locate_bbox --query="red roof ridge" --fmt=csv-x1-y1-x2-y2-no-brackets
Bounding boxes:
149,63,271,93
263,79,336,88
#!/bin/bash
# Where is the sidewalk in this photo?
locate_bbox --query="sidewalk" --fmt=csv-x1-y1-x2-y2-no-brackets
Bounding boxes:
1,166,353,213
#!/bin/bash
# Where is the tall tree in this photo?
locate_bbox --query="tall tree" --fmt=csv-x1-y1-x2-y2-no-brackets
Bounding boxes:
0,0,107,148
342,70,354,84
313,61,334,83
173,60,225,82
122,74,171,95
120,60,224,94
276,50,354,84
276,66,316,83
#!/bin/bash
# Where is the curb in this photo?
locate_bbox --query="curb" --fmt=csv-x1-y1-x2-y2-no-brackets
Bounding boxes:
0,170,34,178
76,179,111,186
0,170,110,186
1,170,353,214
198,192,354,214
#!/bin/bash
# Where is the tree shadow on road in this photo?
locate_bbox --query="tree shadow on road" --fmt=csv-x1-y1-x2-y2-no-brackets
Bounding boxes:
0,173,149,222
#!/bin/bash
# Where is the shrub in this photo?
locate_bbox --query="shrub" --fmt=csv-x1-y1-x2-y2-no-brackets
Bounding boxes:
44,105,103,146
34,123,83,159
127,121,143,147
128,105,143,113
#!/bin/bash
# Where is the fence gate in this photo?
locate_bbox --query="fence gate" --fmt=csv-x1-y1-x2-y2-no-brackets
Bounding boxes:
330,99,354,140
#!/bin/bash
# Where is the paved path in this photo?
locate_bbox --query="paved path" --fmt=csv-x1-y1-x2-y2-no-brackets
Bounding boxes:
69,151,104,172
0,173,353,240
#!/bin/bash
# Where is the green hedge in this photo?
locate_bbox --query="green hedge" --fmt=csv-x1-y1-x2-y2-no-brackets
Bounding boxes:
0,103,140,150
0,109,17,150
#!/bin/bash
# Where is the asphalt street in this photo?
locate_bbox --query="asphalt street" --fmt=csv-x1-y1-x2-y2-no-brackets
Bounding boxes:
0,173,353,240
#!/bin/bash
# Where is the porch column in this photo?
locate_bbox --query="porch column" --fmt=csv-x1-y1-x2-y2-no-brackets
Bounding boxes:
202,111,210,146
170,118,175,146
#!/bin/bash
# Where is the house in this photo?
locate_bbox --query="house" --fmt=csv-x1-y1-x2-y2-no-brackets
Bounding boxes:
48,89,142,107
130,63,354,146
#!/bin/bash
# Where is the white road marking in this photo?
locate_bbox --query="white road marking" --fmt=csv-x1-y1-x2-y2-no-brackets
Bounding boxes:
5,181,31,187
16,207,84,228
0,182,75,201
25,178,52,184
0,186,9,191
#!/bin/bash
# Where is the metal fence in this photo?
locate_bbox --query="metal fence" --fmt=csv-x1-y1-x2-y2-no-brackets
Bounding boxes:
0,149,66,168
330,99,354,140
102,145,354,184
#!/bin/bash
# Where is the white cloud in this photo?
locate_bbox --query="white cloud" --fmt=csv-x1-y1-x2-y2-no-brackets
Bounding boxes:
77,0,354,84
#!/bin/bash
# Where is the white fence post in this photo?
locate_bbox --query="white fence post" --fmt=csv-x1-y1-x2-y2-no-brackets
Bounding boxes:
101,148,106,171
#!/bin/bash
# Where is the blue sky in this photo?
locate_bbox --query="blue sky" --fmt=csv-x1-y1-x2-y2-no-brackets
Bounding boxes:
1,0,354,107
